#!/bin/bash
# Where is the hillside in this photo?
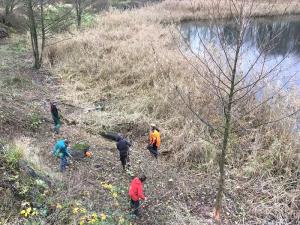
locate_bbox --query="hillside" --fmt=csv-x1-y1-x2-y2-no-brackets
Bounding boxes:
1,36,216,225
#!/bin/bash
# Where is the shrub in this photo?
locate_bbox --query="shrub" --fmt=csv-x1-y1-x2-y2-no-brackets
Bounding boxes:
44,4,95,33
72,142,90,151
29,113,42,131
3,144,23,168
45,4,75,33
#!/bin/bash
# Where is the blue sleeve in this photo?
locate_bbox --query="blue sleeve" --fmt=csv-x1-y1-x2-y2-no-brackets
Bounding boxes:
62,145,71,157
66,148,71,157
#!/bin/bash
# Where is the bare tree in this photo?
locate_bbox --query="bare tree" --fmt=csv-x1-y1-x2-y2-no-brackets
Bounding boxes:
3,0,19,16
74,0,83,28
73,0,94,28
0,0,20,23
24,0,74,69
24,0,45,69
159,0,300,223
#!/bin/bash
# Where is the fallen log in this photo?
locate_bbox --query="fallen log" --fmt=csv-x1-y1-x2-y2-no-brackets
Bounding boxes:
100,132,122,142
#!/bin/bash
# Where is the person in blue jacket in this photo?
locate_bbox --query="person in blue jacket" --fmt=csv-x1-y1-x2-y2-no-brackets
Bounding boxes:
53,139,71,172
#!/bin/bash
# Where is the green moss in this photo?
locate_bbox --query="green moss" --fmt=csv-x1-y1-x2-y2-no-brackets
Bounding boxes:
2,76,31,88
9,39,28,53
72,142,90,151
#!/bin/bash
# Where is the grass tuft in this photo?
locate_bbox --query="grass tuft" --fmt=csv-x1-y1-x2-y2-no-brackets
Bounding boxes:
3,144,23,168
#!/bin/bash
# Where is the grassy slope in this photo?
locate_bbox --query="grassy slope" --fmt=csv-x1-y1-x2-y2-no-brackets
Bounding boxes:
0,37,215,225
45,1,300,224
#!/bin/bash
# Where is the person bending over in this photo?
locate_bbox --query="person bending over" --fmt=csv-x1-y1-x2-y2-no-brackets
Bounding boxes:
129,175,146,217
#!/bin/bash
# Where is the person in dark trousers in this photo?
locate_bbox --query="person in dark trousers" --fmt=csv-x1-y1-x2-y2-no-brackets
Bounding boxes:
129,175,146,217
116,135,131,170
50,102,61,134
148,124,161,158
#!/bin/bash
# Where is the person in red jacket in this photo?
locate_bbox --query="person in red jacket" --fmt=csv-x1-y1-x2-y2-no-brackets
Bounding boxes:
128,175,147,217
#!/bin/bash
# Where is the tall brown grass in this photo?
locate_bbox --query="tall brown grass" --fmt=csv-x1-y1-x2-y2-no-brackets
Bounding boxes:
158,0,300,22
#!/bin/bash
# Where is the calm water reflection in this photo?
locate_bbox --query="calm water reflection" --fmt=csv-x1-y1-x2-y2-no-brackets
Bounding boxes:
180,16,300,87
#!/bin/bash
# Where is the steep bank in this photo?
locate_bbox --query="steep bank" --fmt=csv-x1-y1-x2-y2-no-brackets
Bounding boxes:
1,36,216,225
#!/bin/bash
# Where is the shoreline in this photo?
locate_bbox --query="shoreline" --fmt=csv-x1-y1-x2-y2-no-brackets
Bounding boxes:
155,0,300,24
177,12,300,24
178,12,300,23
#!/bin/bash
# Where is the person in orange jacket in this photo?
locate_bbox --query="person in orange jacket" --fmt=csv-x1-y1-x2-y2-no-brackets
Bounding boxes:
148,124,160,158
129,175,147,217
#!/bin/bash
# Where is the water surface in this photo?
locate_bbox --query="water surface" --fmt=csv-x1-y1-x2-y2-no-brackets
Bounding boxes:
180,16,300,89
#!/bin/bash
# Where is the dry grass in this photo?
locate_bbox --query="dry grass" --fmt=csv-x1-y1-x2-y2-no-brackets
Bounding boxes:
157,0,300,22
45,1,300,224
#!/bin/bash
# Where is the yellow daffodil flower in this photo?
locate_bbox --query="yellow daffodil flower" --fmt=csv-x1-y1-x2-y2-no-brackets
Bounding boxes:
79,208,87,213
91,212,98,219
101,182,113,191
79,216,86,225
26,207,32,214
72,207,79,214
20,210,26,216
112,192,118,198
20,207,32,218
119,216,125,224
87,218,96,224
101,213,107,221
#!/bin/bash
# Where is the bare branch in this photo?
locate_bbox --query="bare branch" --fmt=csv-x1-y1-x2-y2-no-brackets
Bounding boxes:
238,71,299,118
252,108,300,128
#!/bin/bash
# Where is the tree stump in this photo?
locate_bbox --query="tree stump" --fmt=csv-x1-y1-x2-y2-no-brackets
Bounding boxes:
0,28,9,39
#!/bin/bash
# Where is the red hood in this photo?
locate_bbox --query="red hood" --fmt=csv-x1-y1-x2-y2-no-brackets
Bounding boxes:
132,177,142,186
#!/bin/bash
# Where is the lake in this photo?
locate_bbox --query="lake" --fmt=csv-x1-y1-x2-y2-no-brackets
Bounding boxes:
180,16,300,91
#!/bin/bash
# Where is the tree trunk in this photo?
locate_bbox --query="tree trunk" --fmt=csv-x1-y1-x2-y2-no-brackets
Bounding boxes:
214,26,242,222
5,4,10,17
4,0,10,24
77,12,82,28
26,0,46,69
4,0,15,17
75,0,82,28
214,105,232,222
26,0,41,69
9,0,15,13
40,0,45,64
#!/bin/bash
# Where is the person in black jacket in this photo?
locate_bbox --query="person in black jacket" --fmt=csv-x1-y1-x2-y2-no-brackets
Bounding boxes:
50,102,61,134
116,135,131,170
